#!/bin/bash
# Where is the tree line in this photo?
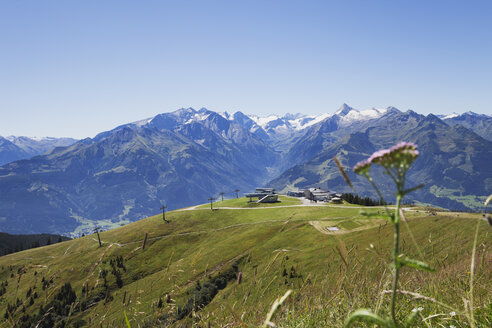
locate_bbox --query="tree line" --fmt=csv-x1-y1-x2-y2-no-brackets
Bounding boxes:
0,233,70,256
341,193,389,206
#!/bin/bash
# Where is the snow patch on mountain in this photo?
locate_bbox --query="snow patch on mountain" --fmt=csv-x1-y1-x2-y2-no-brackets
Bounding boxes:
335,103,353,116
246,104,392,134
249,115,282,128
443,113,460,119
185,112,211,124
218,111,240,120
7,136,61,142
132,117,154,127
295,113,332,129
441,111,492,120
338,107,389,126
249,113,333,132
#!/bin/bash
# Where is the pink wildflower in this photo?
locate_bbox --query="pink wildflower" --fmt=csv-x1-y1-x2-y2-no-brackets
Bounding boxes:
353,159,371,175
369,142,418,168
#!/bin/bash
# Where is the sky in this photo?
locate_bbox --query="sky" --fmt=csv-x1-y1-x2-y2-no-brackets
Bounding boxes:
0,0,491,138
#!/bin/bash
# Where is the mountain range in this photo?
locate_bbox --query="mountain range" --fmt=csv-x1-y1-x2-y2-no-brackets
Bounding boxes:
441,111,492,142
0,105,490,235
0,136,77,166
270,109,492,211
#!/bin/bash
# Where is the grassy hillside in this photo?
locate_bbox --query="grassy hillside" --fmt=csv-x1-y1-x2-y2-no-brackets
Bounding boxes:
0,198,490,327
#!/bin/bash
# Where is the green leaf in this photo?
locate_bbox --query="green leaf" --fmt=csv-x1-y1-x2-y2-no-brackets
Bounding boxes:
404,309,420,327
124,311,131,328
403,184,425,196
400,257,435,272
345,309,395,327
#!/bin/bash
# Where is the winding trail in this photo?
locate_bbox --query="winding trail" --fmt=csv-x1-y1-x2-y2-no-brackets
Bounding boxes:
177,202,393,212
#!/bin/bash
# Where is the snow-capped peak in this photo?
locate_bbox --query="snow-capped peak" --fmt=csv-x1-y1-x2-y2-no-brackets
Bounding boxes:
6,136,62,142
441,111,491,119
335,105,392,126
281,113,305,120
218,111,232,120
132,117,154,127
246,103,393,135
218,110,241,121
464,111,483,117
335,103,354,116
246,112,336,136
249,114,281,129
185,112,211,124
289,113,332,130
442,112,460,119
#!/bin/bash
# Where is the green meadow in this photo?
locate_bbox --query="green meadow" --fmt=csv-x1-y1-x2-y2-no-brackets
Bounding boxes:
196,195,304,208
0,198,490,327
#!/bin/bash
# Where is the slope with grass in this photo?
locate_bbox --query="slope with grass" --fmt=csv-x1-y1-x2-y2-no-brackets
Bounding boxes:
0,199,489,327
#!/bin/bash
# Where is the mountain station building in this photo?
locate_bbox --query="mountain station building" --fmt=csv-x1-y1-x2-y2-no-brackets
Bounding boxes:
245,188,279,203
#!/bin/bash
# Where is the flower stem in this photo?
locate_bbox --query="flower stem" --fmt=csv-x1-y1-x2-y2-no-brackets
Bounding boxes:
391,194,402,325
367,175,393,220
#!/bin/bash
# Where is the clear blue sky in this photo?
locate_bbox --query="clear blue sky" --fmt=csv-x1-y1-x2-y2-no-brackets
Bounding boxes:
1,0,491,138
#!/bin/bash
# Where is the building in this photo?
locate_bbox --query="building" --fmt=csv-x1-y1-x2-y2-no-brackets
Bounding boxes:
287,190,305,197
244,188,279,203
304,188,330,202
330,197,343,204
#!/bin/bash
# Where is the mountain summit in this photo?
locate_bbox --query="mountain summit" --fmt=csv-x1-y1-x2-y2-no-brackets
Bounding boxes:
335,103,354,116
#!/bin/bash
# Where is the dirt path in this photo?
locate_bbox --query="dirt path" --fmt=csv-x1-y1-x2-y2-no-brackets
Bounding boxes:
177,204,203,211
309,220,384,235
176,197,396,211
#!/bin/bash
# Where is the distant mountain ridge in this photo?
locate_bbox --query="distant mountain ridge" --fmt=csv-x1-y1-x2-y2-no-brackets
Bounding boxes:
0,105,490,235
0,137,29,166
442,111,492,142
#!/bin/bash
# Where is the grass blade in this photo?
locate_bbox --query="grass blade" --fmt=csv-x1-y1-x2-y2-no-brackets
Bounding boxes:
484,194,492,207
403,184,425,196
333,156,353,188
400,257,434,272
345,309,394,327
124,311,131,328
262,290,292,328
467,220,480,328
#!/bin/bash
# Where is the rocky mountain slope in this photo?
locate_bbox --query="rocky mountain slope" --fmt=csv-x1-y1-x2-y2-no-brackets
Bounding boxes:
270,110,492,211
0,109,278,235
443,111,492,141
0,137,29,166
